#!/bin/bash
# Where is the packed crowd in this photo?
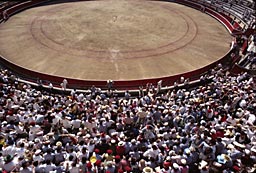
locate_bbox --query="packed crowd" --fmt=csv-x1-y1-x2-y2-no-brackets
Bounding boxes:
241,30,256,70
0,63,255,173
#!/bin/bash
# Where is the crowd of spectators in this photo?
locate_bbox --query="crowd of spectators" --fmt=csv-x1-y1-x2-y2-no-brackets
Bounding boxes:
236,30,255,69
0,62,255,173
242,31,256,70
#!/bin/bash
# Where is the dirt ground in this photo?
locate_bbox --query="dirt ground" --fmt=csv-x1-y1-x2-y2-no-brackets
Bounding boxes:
0,0,233,81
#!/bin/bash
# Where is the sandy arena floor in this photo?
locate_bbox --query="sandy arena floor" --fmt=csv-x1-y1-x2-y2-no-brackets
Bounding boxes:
0,0,233,81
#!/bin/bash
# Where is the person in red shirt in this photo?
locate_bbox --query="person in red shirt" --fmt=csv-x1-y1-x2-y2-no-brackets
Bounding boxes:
116,141,126,157
216,127,225,138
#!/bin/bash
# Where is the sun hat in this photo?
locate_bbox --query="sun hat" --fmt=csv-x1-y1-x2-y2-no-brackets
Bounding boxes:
56,141,62,147
143,166,154,173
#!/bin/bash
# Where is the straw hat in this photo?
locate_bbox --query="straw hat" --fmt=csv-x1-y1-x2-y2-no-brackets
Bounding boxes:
224,130,235,137
56,141,62,147
143,166,154,173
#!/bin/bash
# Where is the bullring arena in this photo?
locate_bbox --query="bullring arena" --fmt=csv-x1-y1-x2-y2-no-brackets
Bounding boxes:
0,1,256,173
0,0,234,90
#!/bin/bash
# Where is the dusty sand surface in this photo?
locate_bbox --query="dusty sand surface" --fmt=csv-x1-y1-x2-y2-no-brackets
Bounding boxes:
0,0,232,80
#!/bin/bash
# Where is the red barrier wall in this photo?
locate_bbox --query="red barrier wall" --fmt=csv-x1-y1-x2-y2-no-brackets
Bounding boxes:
231,64,256,76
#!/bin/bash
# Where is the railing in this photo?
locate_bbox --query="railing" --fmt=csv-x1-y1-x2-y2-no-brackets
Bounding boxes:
196,0,255,31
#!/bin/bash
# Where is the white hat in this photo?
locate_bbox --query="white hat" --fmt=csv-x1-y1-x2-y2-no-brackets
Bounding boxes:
118,141,125,146
181,159,187,165
34,138,40,143
173,163,180,169
169,150,176,156
210,129,216,134
85,134,91,138
227,126,234,129
131,139,136,143
251,147,256,153
35,149,41,155
198,160,208,169
163,122,169,126
100,118,106,121
155,166,161,172
245,149,250,155
28,141,34,145
111,139,116,144
111,132,118,136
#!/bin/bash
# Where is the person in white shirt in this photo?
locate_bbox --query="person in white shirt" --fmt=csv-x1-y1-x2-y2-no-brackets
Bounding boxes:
33,150,44,164
143,145,160,160
71,119,81,129
2,155,17,172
